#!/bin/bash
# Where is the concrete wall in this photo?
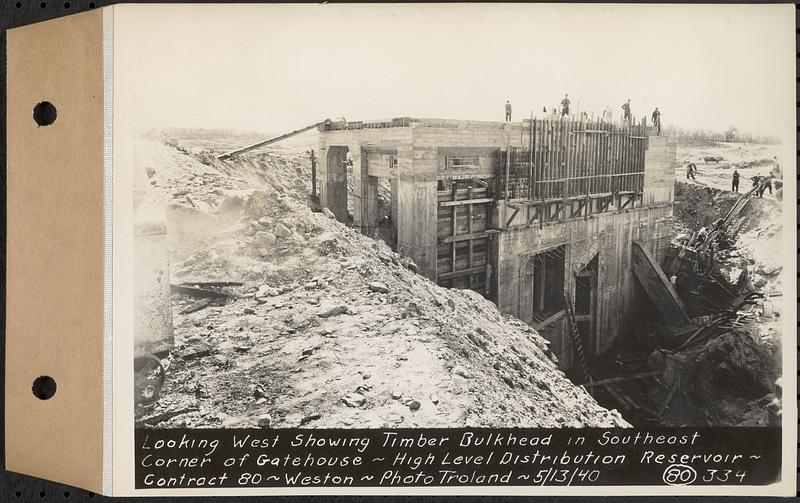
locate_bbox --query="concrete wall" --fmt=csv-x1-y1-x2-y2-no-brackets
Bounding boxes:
318,120,677,371
492,131,676,370
493,204,673,368
318,126,412,225
643,135,677,205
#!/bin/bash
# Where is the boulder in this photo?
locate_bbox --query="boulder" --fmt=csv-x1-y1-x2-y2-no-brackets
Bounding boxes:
274,223,292,238
368,282,390,294
342,392,366,408
253,231,277,250
452,365,471,378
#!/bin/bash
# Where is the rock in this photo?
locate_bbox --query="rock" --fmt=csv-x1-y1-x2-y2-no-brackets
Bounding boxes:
253,231,277,250
299,413,322,426
342,392,366,408
368,282,390,294
243,307,256,315
301,347,315,356
362,373,371,380
318,305,348,318
274,223,292,238
304,281,318,290
391,390,403,400
385,412,404,425
408,400,421,412
257,216,273,228
447,298,456,311
255,397,267,405
452,365,471,378
257,415,272,428
213,355,229,366
430,394,440,405
182,343,211,360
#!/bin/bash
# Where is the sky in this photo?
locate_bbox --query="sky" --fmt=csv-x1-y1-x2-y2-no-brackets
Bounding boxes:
114,3,795,139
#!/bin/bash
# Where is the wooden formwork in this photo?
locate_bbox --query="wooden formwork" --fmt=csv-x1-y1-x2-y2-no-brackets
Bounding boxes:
436,180,494,295
498,117,649,226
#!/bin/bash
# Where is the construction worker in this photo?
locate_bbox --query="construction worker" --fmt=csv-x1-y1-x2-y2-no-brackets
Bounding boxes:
751,175,768,197
602,106,612,122
505,100,512,122
696,226,708,246
651,107,661,135
763,175,772,196
771,156,782,179
686,162,697,181
732,170,740,192
622,99,631,123
561,94,571,116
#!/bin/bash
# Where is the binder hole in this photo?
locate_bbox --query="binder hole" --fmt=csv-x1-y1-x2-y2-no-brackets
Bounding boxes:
15,492,22,498
64,2,70,7
39,2,45,8
64,491,71,498
32,375,57,400
89,1,95,7
15,2,21,8
32,101,57,127
38,492,45,498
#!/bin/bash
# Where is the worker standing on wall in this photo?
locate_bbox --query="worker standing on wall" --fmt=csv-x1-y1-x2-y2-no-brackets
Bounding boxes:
651,107,661,135
505,100,512,122
622,99,631,123
686,162,697,181
561,94,570,116
731,170,740,192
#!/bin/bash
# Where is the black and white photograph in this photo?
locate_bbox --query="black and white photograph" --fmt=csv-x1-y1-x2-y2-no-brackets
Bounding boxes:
129,4,793,435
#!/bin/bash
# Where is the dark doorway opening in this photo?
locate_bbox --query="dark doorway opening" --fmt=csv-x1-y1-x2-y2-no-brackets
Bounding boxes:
325,146,349,223
575,254,599,358
531,245,566,323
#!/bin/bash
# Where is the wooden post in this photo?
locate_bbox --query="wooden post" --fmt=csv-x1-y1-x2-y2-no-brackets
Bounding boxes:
536,257,547,313
451,183,458,276
505,133,511,201
467,182,474,289
309,149,317,200
528,113,534,200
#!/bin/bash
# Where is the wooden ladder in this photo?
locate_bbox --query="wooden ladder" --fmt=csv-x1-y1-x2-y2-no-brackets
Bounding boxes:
563,293,592,384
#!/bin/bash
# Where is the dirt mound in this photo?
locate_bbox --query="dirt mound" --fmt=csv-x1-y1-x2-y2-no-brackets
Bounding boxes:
649,331,781,426
135,135,627,429
672,182,739,234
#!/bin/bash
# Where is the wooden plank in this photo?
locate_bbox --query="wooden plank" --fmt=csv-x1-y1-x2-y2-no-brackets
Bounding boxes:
532,309,565,330
582,371,662,389
219,119,331,160
438,266,487,281
439,231,491,244
631,241,691,324
438,197,494,207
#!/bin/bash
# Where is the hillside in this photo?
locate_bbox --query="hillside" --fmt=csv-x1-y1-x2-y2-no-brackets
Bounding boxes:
134,133,628,429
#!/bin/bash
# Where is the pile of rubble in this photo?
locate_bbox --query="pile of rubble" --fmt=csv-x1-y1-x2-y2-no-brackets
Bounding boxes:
135,134,627,429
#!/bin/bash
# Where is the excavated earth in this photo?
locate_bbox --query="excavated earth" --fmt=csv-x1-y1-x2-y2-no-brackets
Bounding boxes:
135,131,628,429
651,144,785,426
